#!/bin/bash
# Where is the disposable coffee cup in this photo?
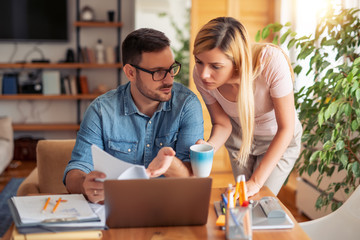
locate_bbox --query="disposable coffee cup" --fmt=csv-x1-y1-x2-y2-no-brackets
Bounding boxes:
190,144,214,177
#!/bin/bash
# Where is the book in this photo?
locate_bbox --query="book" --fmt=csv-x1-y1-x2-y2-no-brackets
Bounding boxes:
62,76,71,95
79,75,89,94
12,227,102,240
2,73,18,94
42,71,61,95
92,145,149,180
87,48,96,63
69,76,78,95
8,194,106,234
0,73,3,94
105,46,115,64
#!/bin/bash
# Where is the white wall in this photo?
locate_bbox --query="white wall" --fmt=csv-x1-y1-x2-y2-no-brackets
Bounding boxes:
0,0,135,139
135,0,190,52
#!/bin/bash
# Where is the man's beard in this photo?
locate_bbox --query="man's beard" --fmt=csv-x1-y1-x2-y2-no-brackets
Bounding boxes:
136,75,172,102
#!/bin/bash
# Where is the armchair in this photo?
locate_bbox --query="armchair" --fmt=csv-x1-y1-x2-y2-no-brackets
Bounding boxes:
17,139,75,196
0,116,14,175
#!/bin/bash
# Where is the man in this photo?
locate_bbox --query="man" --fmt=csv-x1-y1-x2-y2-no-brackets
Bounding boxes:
64,28,204,203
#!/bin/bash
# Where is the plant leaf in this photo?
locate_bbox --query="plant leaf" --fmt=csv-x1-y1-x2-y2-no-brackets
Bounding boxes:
262,26,270,39
356,89,360,101
351,120,359,131
354,57,360,65
352,162,360,177
255,30,261,42
280,29,291,44
340,153,348,168
335,140,345,151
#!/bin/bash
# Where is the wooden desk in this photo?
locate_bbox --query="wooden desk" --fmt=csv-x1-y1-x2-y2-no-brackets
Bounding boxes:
4,187,309,240
101,186,309,240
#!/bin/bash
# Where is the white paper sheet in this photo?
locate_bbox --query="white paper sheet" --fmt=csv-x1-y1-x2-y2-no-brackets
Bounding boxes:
12,194,99,224
91,144,149,180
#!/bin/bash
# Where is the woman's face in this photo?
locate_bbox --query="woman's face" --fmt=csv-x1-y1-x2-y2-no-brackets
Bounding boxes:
194,47,237,90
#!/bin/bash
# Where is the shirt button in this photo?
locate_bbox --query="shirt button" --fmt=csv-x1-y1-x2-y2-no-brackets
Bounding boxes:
149,120,152,124
146,144,150,147
128,149,131,152
160,143,163,146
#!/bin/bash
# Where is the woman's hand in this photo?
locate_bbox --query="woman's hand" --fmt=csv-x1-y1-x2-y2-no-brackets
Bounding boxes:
195,139,215,148
246,179,262,197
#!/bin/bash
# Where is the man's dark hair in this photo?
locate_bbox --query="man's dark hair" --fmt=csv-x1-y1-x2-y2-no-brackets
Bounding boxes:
122,28,170,65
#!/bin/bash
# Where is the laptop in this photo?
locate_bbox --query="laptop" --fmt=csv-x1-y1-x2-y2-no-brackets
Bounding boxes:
104,177,212,228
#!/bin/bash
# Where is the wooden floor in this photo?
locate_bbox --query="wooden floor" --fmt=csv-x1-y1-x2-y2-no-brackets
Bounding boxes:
0,160,310,223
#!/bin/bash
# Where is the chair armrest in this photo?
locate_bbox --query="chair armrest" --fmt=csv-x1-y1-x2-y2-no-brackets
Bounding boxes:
17,168,40,196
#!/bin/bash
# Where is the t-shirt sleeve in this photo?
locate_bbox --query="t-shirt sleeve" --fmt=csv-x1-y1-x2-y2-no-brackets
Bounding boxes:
192,69,217,105
262,47,293,98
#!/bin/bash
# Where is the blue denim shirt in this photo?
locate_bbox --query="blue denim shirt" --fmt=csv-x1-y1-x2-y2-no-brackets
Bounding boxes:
64,82,204,180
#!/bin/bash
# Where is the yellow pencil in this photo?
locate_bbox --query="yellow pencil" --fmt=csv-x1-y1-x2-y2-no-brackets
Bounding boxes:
42,197,51,212
233,175,241,207
52,197,62,213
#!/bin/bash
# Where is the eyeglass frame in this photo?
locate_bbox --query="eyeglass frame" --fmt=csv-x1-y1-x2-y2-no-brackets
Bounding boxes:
130,61,181,81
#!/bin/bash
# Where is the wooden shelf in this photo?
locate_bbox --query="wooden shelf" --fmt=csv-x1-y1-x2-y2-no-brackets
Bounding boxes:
0,94,100,100
0,63,122,69
13,123,80,131
74,21,123,27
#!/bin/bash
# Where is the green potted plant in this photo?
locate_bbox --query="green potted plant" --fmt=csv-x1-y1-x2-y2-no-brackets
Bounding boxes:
256,7,360,211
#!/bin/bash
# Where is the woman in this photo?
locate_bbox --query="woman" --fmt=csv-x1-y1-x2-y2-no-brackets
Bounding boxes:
193,17,302,196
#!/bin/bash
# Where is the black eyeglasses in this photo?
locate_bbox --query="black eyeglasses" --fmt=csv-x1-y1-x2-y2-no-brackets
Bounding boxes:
130,61,181,81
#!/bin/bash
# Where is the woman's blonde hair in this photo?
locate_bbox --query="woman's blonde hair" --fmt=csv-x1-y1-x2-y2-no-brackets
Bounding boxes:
193,17,254,165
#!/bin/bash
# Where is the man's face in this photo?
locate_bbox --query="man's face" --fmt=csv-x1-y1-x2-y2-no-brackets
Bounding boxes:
134,46,175,102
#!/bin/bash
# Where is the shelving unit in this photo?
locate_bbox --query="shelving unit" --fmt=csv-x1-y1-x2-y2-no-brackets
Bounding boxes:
0,0,123,132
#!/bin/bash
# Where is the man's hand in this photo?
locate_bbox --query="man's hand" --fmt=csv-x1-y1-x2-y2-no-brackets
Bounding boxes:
146,147,176,178
83,171,106,203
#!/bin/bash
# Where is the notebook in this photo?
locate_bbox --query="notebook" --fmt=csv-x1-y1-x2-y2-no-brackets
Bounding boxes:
104,177,212,228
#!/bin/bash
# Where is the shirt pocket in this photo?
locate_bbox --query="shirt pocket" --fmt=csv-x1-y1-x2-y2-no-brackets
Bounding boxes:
107,139,138,163
155,132,178,149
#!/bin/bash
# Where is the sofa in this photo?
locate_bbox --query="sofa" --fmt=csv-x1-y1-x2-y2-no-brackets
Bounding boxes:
17,139,75,196
0,116,14,175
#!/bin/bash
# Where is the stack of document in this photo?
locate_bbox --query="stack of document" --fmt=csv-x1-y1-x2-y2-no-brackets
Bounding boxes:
8,194,106,234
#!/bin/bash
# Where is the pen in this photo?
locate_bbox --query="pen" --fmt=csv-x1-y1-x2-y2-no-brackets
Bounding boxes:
42,197,51,212
227,184,234,209
220,201,226,214
52,197,62,213
221,193,228,207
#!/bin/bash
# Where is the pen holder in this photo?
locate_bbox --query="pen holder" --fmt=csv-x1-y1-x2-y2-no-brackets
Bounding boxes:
225,205,252,240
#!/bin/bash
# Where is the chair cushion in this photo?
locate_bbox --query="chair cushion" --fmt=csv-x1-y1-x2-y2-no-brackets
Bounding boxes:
37,139,75,193
0,116,13,174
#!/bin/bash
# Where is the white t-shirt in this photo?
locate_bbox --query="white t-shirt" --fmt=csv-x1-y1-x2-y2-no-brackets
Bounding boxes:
193,45,296,136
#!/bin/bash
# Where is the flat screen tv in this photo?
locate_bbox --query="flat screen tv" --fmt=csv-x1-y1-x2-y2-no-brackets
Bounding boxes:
0,0,68,42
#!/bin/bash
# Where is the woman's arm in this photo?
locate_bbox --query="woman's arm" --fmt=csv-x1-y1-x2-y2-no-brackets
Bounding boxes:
202,101,233,152
247,92,295,196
